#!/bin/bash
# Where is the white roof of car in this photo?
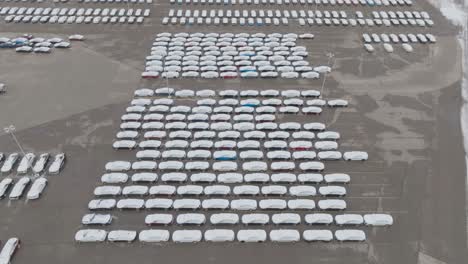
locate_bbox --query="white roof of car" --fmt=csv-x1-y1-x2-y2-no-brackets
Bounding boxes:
288,199,315,210
88,199,116,210
94,186,121,196
176,213,206,225
107,230,137,242
334,229,366,241
231,199,257,210
259,199,287,209
139,230,170,242
131,172,158,182
116,199,145,209
173,199,201,209
269,229,300,242
172,230,203,243
145,198,173,209
305,213,334,224
298,161,324,171
105,161,131,172
204,229,235,242
363,214,393,226
122,185,149,196
82,214,112,225
324,173,350,183
210,213,239,225
335,214,364,225
237,229,267,242
318,199,347,210
272,213,301,225
26,177,47,200
75,229,107,242
303,230,333,242
343,151,369,160
161,172,187,182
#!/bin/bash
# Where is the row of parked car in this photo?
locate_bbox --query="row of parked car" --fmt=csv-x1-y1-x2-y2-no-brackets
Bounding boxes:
77,0,153,3
81,212,392,226
1,34,83,53
0,176,47,200
100,172,351,184
93,185,350,199
76,228,370,242
169,0,412,6
119,131,340,142
363,33,436,44
0,152,65,175
363,33,436,53
88,197,349,210
132,87,322,98
0,237,20,264
0,6,150,17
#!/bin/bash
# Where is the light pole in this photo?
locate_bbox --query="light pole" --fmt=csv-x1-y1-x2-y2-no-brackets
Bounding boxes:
320,52,335,96
3,125,26,155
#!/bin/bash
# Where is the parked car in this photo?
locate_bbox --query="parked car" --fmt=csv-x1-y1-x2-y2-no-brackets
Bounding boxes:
48,153,65,174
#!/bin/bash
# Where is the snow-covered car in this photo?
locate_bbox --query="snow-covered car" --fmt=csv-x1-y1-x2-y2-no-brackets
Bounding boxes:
26,177,47,200
9,176,31,200
172,230,202,243
334,229,366,242
17,153,35,174
75,229,107,242
343,151,368,161
335,214,364,225
31,153,49,174
81,213,113,225
237,229,267,242
363,214,394,226
303,230,333,242
48,153,66,174
318,199,347,210
107,230,137,242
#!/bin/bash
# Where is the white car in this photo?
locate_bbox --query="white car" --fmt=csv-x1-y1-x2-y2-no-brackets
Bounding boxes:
172,230,202,243
32,153,50,173
204,229,235,242
88,199,116,210
139,230,170,242
318,199,347,210
335,214,364,225
75,229,107,242
101,173,128,184
324,173,350,183
105,161,131,172
303,230,333,242
237,230,267,242
17,153,35,174
69,34,85,41
117,199,145,210
318,151,343,160
48,153,65,173
343,151,368,161
82,214,113,225
298,173,323,183
334,229,366,241
363,214,394,226
26,177,48,200
270,229,300,242
319,186,347,196
107,230,137,242
272,213,301,225
0,178,13,198
9,176,30,200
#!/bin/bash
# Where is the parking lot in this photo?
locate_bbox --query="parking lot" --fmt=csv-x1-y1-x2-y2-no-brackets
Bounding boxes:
0,0,467,263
